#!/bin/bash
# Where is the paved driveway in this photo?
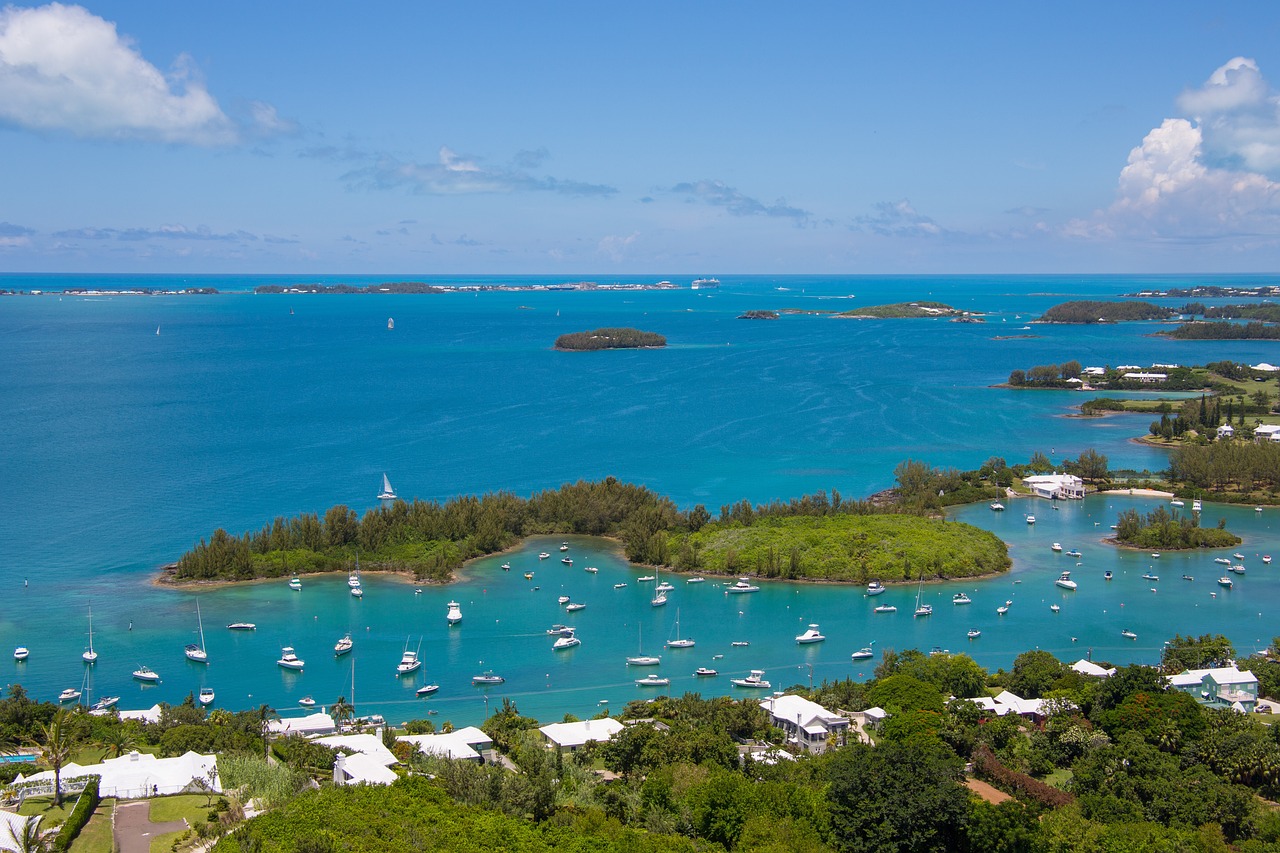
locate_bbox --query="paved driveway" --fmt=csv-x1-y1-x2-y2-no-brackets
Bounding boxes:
114,801,188,853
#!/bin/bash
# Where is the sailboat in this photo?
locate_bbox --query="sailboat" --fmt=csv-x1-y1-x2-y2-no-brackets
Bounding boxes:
155,325,160,336
349,552,363,597
626,624,661,666
184,600,209,663
665,609,695,648
378,473,397,500
82,606,97,664
913,569,933,617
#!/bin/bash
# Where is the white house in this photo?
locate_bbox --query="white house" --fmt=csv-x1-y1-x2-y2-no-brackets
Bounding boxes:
1122,372,1167,383
1083,367,1107,377
94,704,163,724
1071,659,1116,678
314,732,399,786
1022,473,1086,501
399,726,495,763
1167,665,1259,713
759,694,850,754
1254,424,1280,442
1252,362,1280,373
15,751,219,800
267,712,336,737
1217,424,1236,440
965,691,1056,720
539,718,624,754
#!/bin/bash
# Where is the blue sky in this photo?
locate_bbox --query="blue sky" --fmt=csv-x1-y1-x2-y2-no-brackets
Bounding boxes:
2,2,1280,274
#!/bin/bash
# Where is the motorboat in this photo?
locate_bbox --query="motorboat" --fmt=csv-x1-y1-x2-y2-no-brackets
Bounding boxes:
184,599,209,663
1050,604,1060,613
552,632,581,650
227,622,256,631
725,578,760,594
1193,499,1202,512
967,630,982,639
566,602,587,612
446,601,463,624
1104,571,1113,580
731,670,771,689
1051,543,1062,552
1055,572,1078,590
276,648,304,671
397,639,422,675
1235,553,1246,561
694,667,718,677
584,566,598,573
1026,515,1035,524
1066,550,1082,558
501,562,511,571
299,696,316,708
851,647,874,660
638,575,656,582
132,665,160,682
1182,574,1194,581
538,553,550,560
635,674,671,687
1121,629,1138,639
866,581,886,596
198,687,215,706
58,688,82,703
350,585,363,598
82,606,97,664
334,634,353,656
1218,577,1234,588
874,604,897,613
929,647,950,657
613,583,627,589
952,592,972,605
1215,557,1232,565
288,576,302,591
472,672,504,685
997,604,1009,615
730,641,750,647
546,624,573,636
560,543,570,552
561,558,573,566
656,582,675,592
558,595,571,605
347,571,361,588
377,473,396,501
795,624,826,644
666,609,695,648
1265,556,1273,564
1171,499,1184,507
524,572,534,580
990,502,1004,511
1150,553,1161,559
13,647,29,661
91,696,119,711
687,577,705,583
1141,573,1159,581
1258,506,1265,513
417,684,440,697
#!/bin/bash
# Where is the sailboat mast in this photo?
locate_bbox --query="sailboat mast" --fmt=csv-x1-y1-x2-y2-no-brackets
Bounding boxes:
196,599,206,651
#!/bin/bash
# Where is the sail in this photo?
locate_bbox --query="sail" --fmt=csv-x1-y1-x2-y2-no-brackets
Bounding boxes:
382,474,393,494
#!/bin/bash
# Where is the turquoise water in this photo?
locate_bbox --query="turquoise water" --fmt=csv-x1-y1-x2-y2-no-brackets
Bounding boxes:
3,273,1280,725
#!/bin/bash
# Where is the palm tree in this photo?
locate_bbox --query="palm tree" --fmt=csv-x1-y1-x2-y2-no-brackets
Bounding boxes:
255,704,278,760
96,726,137,759
330,696,354,731
26,707,78,807
6,816,47,853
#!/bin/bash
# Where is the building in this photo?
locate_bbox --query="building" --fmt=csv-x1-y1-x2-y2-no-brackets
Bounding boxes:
759,694,849,754
1071,659,1116,678
965,691,1055,721
1082,367,1107,377
1217,424,1235,440
15,751,219,800
267,712,337,737
398,726,495,763
1022,473,1086,501
1252,362,1280,372
1167,665,1259,713
316,733,399,786
1122,372,1167,383
1254,424,1280,442
539,718,624,754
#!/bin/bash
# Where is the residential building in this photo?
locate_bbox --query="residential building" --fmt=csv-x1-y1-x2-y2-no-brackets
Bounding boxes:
759,694,849,754
539,718,624,754
399,726,495,763
1167,665,1259,713
1022,473,1086,500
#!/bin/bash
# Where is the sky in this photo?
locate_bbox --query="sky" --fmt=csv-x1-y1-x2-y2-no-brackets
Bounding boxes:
2,2,1280,275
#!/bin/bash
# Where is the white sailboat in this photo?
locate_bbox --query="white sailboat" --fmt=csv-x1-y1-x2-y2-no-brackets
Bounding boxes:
184,600,209,663
82,606,97,664
626,624,661,666
378,473,397,500
665,609,695,648
913,569,933,617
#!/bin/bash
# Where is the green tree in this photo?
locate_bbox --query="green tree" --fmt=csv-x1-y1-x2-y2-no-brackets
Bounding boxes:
329,696,354,730
1161,634,1236,673
1075,448,1109,485
27,707,77,807
1008,650,1066,699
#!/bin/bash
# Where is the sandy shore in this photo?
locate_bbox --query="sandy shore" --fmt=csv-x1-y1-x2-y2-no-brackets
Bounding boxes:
1100,487,1175,498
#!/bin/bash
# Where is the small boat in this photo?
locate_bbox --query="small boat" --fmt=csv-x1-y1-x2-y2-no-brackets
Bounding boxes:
524,572,534,580
396,638,422,675
472,672,504,685
635,674,670,687
650,592,668,607
566,602,587,612
82,606,97,664
725,578,760,594
997,604,1009,615
185,600,209,663
666,609,695,648
952,592,972,605
613,583,627,589
1055,572,1078,590
387,317,394,330
288,576,302,591
929,647,950,657
730,641,750,647
58,688,82,703
687,577,706,584
377,473,397,501
1265,556,1273,564
501,562,511,571
851,646,874,660
334,634,353,656
1182,574,1194,581
91,696,119,711
1104,571,1113,580
14,646,30,661
873,604,897,613
638,575,656,582
1193,499,1202,512
1215,557,1232,565
1051,543,1062,552
546,624,573,636
584,566,598,573
1218,577,1234,588
560,543,570,552
1121,629,1138,639
298,696,316,708
198,687,215,706
990,502,1004,511
227,622,256,631
350,585,363,598
1141,573,1159,581
1066,550,1082,558
1257,506,1265,513
656,582,675,592
417,684,440,697
1026,515,1035,524
795,624,826,644
558,595,571,604
561,558,573,566
730,670,771,689
1171,499,1185,507
1234,553,1246,561
866,581,887,596
446,601,463,624
276,648,304,671
694,667,718,677
538,553,550,560
552,633,581,650
914,604,933,617
1050,604,1060,613
967,630,981,639
132,665,160,682
1150,553,1161,559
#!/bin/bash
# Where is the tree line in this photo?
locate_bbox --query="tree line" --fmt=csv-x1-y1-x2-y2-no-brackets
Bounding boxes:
1113,505,1241,550
1037,300,1175,323
554,328,666,350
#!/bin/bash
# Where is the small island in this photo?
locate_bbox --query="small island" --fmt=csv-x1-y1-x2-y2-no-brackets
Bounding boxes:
737,310,780,320
554,328,666,351
1036,300,1175,323
1157,321,1280,341
1111,506,1240,550
837,301,967,319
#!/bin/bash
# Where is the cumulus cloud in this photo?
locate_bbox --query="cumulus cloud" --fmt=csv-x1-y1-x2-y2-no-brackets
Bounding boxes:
851,200,944,237
0,220,32,247
344,146,616,196
1177,57,1280,177
671,179,809,221
0,3,282,145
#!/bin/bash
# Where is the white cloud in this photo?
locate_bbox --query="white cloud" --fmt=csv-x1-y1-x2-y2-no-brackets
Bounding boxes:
851,200,944,237
597,232,639,262
344,146,616,196
0,3,237,144
1177,57,1280,177
670,179,810,221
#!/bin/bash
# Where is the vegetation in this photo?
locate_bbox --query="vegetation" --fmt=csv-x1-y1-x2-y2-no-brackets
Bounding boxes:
52,776,98,851
1009,361,1205,390
838,301,962,319
1161,320,1280,340
1168,441,1280,496
737,310,779,320
1184,302,1280,323
1112,506,1241,550
1037,300,1175,323
554,328,666,350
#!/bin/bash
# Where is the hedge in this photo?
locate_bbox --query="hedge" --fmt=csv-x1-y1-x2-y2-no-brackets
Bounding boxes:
53,775,100,852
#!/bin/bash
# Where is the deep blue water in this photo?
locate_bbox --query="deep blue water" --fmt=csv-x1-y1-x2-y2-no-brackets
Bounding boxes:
2,272,1279,725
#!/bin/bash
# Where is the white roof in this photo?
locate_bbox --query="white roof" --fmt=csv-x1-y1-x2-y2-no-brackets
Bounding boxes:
1122,372,1167,380
399,726,493,762
761,694,845,729
1071,659,1116,677
313,733,397,767
1022,473,1083,487
1255,424,1280,435
966,691,1047,718
268,712,336,736
17,751,218,800
1253,362,1280,372
0,812,37,853
538,717,624,748
105,704,163,724
334,752,398,786
1168,665,1259,687
862,706,887,721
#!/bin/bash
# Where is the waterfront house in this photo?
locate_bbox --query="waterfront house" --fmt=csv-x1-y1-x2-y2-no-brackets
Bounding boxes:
539,718,625,754
1252,362,1280,372
267,712,336,737
966,690,1054,721
759,694,850,754
1122,372,1167,383
399,726,495,763
1071,659,1116,678
319,733,399,786
1023,473,1086,501
1167,665,1259,713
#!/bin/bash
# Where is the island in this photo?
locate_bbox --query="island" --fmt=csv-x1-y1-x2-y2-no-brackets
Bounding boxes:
1035,300,1175,323
1111,506,1240,550
836,301,968,319
1157,321,1280,340
737,310,780,320
553,328,667,351
1122,283,1280,298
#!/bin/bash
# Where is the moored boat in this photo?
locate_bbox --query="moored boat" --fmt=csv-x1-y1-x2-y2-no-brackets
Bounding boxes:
1055,572,1078,590
446,601,463,624
13,647,29,661
227,622,256,631
299,696,316,708
694,667,718,677
952,592,972,605
725,578,760,594
730,670,771,689
377,473,396,501
1121,629,1138,639
334,634,353,656
198,687,215,706
874,604,897,613
276,648,304,671
635,674,670,687
566,602,588,612
58,688,81,703
288,576,302,591
91,696,119,711
472,672,504,685
795,624,826,644
967,629,981,638
866,580,887,596
552,632,581,650
132,665,160,682
851,646,874,660
396,638,422,675
1218,576,1234,588
990,502,1004,511
1051,543,1062,552
417,684,440,697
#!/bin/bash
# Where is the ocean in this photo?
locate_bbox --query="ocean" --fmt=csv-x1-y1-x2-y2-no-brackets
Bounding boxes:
2,272,1278,725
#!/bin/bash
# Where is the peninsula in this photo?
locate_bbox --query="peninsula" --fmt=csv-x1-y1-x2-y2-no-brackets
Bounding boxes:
553,328,666,351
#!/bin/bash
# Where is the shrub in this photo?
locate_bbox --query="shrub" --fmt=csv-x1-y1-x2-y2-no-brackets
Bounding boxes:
52,775,100,852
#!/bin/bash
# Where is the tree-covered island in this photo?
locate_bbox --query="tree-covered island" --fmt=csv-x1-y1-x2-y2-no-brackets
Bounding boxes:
835,301,968,319
1111,505,1241,550
1035,300,1176,323
554,328,666,350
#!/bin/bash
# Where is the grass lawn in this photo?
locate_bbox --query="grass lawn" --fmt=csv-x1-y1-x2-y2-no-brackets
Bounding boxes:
149,793,214,824
69,798,116,853
1041,767,1074,789
150,829,192,853
17,795,71,827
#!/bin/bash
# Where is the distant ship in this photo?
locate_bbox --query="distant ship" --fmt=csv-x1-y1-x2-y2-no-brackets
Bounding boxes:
691,278,720,290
